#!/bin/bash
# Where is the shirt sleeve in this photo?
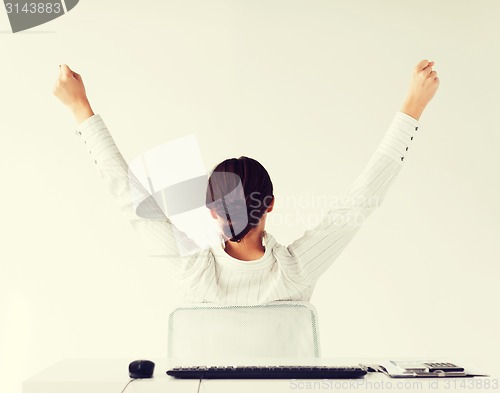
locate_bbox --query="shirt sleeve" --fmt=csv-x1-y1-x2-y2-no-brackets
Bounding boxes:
283,112,420,285
75,114,205,279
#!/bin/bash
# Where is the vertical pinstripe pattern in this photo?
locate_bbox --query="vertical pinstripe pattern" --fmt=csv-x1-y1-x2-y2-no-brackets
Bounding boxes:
75,112,419,305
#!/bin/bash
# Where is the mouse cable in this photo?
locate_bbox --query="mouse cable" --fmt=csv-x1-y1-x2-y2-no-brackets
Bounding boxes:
119,378,135,393
119,376,202,393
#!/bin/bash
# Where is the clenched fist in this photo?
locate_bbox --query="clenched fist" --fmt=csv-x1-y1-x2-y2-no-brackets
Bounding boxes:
53,64,94,124
401,59,440,120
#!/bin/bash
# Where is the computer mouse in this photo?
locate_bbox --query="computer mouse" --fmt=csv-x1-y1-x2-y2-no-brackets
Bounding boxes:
129,360,155,378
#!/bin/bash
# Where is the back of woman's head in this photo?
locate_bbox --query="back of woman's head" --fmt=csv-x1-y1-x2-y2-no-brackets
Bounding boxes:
205,156,274,243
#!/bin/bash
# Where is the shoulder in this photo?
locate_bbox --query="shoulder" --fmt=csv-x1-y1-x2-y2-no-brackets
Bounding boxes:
265,232,295,259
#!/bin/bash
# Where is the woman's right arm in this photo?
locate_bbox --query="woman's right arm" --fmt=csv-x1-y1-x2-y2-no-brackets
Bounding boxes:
53,65,205,279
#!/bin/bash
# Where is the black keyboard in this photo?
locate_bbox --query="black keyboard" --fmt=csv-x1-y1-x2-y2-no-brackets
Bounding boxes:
167,365,367,379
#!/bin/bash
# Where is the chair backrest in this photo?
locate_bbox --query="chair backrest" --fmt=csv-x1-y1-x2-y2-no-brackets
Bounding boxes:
167,301,321,361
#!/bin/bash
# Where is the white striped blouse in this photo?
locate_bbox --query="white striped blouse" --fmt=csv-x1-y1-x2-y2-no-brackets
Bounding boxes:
75,112,420,305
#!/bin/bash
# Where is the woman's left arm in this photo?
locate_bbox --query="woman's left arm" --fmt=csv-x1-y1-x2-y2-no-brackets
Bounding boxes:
282,59,439,285
283,112,419,285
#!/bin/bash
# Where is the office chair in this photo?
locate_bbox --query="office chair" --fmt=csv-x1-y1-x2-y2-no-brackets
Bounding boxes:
167,301,321,361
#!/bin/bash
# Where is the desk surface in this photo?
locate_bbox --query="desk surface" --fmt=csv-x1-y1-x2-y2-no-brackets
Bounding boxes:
23,358,497,393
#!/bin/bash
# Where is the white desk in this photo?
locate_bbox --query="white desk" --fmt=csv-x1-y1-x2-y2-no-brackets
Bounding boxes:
23,358,497,393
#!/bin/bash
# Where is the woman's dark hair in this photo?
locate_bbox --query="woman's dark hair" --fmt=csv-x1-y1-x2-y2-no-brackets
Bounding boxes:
205,156,274,243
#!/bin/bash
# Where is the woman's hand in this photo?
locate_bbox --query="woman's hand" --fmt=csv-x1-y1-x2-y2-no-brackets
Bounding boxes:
53,64,94,124
401,59,440,121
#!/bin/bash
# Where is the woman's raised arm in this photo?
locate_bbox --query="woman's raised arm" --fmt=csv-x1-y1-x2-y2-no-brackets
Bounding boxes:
282,60,439,285
53,65,207,280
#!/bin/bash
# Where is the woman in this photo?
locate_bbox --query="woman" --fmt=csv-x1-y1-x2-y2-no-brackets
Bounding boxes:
53,60,439,305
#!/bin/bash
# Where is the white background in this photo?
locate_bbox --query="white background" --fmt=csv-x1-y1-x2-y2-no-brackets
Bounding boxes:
1,1,499,392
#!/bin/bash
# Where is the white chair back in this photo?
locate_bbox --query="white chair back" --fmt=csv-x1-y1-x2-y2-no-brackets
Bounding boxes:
167,301,321,361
